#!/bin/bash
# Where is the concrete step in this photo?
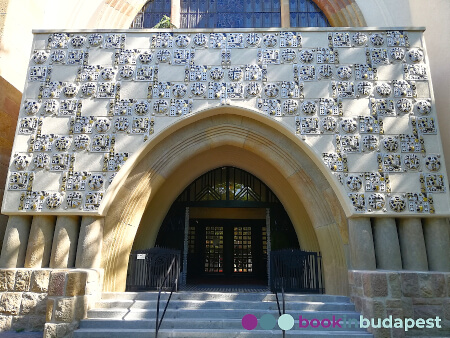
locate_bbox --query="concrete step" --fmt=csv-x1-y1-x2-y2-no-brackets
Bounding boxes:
86,308,362,320
79,318,369,331
101,291,350,303
93,299,355,311
75,291,372,337
74,328,373,337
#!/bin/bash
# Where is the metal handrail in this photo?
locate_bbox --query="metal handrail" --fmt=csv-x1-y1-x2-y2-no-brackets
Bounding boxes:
155,256,179,338
273,263,286,338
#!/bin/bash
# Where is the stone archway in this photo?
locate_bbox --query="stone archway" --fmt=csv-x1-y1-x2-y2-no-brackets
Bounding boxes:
312,0,367,26
100,108,350,295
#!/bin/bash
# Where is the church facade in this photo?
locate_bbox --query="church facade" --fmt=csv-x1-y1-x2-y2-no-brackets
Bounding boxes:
0,1,449,337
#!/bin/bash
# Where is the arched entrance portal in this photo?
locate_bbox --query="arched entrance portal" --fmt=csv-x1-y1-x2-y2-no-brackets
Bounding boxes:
147,166,300,286
102,108,349,295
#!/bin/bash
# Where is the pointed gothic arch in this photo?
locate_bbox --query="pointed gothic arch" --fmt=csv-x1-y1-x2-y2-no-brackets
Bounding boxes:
100,107,350,295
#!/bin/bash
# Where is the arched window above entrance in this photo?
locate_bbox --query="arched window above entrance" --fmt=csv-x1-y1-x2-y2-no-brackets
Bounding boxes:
176,166,280,207
289,0,330,27
131,0,330,28
180,0,281,28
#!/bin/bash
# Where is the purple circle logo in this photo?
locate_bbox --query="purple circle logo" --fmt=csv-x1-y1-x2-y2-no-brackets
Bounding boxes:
242,314,258,330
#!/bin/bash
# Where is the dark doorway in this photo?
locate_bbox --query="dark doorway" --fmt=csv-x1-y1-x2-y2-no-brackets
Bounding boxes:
150,167,300,288
187,219,267,285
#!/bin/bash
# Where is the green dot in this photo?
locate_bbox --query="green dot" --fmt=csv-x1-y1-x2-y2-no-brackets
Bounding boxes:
260,314,276,330
278,314,294,331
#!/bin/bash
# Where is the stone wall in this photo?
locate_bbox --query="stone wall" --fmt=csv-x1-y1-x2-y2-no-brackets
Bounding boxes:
349,270,450,337
0,268,102,337
0,269,49,331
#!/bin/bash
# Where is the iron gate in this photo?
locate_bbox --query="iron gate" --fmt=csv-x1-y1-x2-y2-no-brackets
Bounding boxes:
126,247,181,291
270,249,324,293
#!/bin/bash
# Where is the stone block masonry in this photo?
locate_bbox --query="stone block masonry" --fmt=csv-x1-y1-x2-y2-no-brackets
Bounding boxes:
0,268,102,337
349,270,450,337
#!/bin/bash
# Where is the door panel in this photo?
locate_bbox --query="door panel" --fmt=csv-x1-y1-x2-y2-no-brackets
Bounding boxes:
233,226,252,273
187,219,267,284
204,226,224,273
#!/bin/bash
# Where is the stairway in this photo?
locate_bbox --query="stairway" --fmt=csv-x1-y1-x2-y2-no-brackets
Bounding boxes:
74,291,373,337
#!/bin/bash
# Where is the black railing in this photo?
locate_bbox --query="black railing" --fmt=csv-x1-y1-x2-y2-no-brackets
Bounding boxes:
126,247,180,292
125,248,180,337
155,256,179,338
271,249,323,338
270,249,324,294
273,275,286,338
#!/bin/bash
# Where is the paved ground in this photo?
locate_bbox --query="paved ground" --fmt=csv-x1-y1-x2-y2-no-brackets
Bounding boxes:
0,332,42,337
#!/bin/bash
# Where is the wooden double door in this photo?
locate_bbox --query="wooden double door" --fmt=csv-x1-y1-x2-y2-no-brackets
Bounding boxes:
187,219,267,284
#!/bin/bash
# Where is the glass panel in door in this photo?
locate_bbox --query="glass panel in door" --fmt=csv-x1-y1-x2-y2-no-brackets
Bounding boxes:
204,226,224,273
233,226,252,273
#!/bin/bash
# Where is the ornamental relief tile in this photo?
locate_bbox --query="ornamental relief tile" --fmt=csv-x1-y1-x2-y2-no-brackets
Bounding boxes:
3,29,449,215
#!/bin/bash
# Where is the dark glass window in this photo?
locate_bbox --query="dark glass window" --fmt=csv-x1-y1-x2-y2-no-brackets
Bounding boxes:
180,0,281,28
131,0,171,29
176,167,280,205
131,0,329,29
289,0,330,27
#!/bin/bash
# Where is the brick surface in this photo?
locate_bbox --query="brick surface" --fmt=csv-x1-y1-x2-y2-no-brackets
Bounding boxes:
372,327,390,338
0,270,16,292
66,272,87,297
354,271,363,288
362,298,375,318
401,273,419,297
387,272,402,298
34,293,47,316
45,299,54,322
14,271,31,292
0,292,23,315
412,297,444,305
20,292,47,316
444,298,450,321
401,298,414,318
30,270,51,293
386,299,402,309
44,323,56,338
48,272,66,297
413,305,443,319
73,295,87,321
11,314,45,331
44,322,75,338
390,327,405,338
432,274,446,297
418,273,434,298
0,314,12,331
353,295,362,312
386,307,404,320
446,274,450,297
363,272,388,297
54,298,74,323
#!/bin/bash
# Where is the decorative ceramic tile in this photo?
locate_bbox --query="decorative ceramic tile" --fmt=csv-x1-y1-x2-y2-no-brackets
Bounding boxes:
3,29,449,215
